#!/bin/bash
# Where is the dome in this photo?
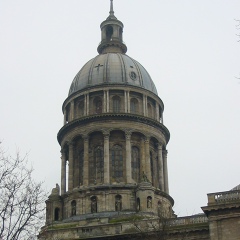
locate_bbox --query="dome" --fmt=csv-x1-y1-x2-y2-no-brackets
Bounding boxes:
68,53,158,96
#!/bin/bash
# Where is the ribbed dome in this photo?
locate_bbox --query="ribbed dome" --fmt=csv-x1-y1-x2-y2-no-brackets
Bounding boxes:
69,53,158,96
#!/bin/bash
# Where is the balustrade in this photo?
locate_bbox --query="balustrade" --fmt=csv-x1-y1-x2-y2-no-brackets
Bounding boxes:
207,190,240,205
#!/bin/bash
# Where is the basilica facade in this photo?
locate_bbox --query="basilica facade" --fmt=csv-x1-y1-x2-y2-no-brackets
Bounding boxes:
38,1,240,240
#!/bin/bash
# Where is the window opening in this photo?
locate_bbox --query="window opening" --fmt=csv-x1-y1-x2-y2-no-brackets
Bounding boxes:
137,198,140,211
115,195,122,211
131,147,140,182
71,200,76,216
130,98,138,114
91,196,97,213
54,208,60,221
147,196,152,208
112,145,123,181
113,96,121,113
106,25,113,41
95,98,102,114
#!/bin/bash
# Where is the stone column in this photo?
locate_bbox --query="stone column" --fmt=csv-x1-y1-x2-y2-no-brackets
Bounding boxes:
140,137,146,174
157,143,164,191
83,136,89,186
103,91,107,113
145,96,148,117
127,91,130,113
143,95,146,116
63,109,67,125
106,90,109,112
125,132,132,183
61,149,66,195
70,101,75,121
86,93,89,115
155,102,159,121
124,91,128,112
145,137,151,182
104,133,110,183
68,143,74,191
163,150,169,194
84,94,87,116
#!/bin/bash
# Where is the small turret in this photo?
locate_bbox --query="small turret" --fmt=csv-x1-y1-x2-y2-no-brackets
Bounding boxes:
97,0,127,54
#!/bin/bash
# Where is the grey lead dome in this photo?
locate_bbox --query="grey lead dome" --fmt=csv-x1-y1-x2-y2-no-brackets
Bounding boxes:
68,53,158,96
69,0,158,96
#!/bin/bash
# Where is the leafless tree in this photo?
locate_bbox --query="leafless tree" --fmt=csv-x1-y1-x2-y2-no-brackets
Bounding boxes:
0,144,46,240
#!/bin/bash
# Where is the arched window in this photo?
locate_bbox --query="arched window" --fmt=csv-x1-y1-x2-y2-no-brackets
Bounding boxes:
54,208,60,221
137,198,140,211
147,103,153,118
131,147,140,182
111,145,123,181
150,151,154,184
65,105,70,123
95,146,104,183
71,200,76,216
119,27,123,41
147,196,152,208
106,25,113,41
91,196,97,213
130,98,138,114
78,101,84,117
79,150,84,186
112,96,121,113
94,97,102,114
115,195,122,211
89,146,104,184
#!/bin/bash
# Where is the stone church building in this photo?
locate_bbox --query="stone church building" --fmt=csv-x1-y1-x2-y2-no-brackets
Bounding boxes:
38,1,240,239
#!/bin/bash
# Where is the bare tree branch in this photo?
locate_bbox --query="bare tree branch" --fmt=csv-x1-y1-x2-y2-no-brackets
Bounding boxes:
0,144,46,240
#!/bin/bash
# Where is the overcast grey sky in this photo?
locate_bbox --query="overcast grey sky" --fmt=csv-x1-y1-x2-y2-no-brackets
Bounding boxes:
1,0,240,216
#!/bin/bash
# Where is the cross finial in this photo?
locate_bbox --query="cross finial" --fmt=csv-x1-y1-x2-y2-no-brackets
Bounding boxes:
110,0,114,16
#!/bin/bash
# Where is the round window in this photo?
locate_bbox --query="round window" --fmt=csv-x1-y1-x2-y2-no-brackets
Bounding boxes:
130,71,137,80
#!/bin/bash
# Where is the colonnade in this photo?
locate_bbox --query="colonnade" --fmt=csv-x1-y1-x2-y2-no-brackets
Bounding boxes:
60,132,169,196
63,89,163,124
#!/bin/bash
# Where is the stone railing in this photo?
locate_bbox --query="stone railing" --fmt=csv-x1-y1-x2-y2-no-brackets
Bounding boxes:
207,190,240,205
168,214,208,226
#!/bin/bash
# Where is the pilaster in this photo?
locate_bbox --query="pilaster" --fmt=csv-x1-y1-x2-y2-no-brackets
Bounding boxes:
70,101,75,121
83,136,89,186
144,137,151,182
103,132,110,183
125,131,132,183
157,143,164,191
68,143,74,191
61,149,66,194
163,150,169,194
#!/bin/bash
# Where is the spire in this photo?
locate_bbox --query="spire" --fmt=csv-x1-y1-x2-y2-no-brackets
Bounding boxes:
109,0,114,16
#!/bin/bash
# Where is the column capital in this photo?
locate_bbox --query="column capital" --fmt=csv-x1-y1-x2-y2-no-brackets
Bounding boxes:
82,135,89,142
125,131,132,140
144,136,150,143
103,130,110,137
157,143,163,150
104,134,110,140
163,150,168,156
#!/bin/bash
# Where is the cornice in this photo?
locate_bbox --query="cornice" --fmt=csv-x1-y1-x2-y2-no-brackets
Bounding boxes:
57,114,170,144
